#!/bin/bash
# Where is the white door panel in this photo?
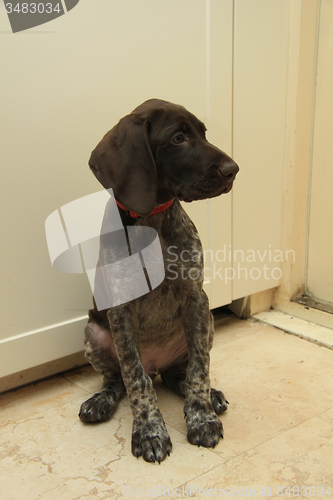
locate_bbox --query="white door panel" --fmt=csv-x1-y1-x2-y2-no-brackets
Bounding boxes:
0,0,233,377
232,0,289,299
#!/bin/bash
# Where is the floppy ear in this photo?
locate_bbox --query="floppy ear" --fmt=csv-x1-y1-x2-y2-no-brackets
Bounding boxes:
88,114,157,216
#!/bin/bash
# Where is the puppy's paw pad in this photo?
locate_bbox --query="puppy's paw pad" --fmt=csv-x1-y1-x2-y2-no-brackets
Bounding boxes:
211,388,229,415
132,421,172,463
79,392,116,423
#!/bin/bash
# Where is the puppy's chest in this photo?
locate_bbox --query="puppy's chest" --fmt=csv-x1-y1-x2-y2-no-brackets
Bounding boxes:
135,214,203,342
158,208,204,277
162,236,203,281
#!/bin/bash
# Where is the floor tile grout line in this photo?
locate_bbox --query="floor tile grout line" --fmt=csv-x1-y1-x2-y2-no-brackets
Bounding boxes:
61,372,101,395
313,405,333,421
207,404,333,465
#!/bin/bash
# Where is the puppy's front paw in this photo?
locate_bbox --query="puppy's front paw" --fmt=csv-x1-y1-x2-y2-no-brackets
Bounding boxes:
132,414,172,463
184,401,223,448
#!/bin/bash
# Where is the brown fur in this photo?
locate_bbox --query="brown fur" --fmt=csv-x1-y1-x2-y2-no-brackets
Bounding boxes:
79,99,238,462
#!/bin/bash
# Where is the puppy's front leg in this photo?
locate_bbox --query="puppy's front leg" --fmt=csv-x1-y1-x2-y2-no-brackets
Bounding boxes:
183,292,223,448
108,307,172,463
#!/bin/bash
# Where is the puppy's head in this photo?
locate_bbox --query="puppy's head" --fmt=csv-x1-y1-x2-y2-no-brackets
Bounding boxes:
89,99,239,216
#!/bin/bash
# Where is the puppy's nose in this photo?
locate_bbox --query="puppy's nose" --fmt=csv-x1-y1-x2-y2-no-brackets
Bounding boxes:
217,161,239,178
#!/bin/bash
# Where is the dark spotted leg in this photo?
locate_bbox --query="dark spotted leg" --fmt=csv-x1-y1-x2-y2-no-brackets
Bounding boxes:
108,307,172,463
161,362,188,398
182,293,224,448
79,322,126,422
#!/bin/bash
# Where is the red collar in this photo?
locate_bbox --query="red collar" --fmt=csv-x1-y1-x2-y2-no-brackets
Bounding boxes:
115,199,174,218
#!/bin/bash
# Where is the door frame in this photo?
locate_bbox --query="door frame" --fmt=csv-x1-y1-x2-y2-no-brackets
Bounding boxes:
272,0,333,329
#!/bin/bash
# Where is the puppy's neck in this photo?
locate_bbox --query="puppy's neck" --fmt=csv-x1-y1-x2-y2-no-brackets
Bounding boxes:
116,199,174,219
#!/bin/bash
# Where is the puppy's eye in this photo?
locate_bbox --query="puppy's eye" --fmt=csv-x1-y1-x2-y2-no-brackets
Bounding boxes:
172,134,185,144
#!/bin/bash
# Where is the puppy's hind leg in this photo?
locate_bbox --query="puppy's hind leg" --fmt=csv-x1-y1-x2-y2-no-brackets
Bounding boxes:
161,362,187,398
79,321,126,423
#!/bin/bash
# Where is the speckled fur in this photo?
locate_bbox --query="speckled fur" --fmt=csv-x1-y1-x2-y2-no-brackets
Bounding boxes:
79,99,238,462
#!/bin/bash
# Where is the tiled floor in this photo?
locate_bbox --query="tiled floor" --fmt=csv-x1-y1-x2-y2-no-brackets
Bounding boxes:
1,313,333,500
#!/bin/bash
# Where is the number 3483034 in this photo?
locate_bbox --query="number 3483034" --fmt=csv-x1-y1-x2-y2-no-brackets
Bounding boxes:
5,3,62,14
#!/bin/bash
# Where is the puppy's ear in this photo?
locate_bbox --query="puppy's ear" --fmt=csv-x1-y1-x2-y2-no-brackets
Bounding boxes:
89,114,157,216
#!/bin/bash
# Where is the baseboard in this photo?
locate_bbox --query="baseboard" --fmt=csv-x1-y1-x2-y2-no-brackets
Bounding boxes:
0,351,87,394
0,315,88,381
228,289,275,319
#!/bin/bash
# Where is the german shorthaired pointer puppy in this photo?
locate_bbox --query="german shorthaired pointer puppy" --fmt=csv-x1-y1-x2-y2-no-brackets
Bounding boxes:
79,99,239,463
